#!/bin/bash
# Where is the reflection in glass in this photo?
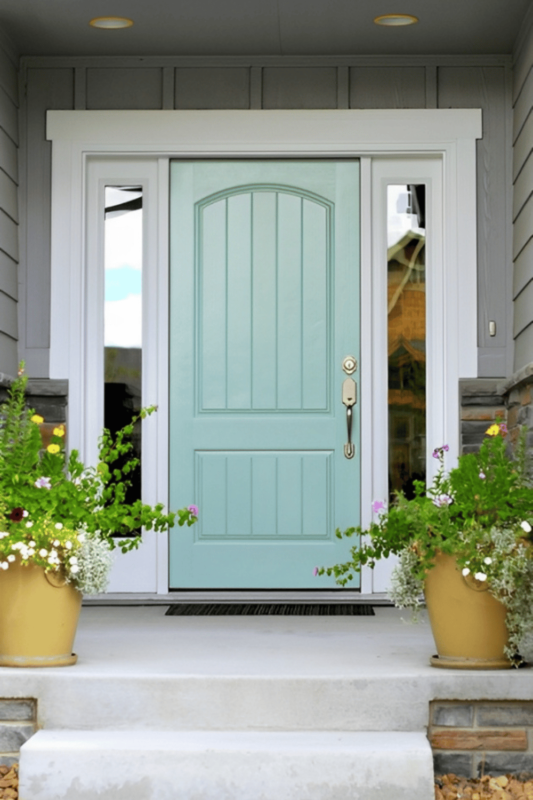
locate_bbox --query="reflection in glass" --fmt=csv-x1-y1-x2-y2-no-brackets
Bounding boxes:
387,185,426,500
104,186,143,506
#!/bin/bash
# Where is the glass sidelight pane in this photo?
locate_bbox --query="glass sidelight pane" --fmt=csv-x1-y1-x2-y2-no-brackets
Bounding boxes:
104,186,143,506
387,185,426,500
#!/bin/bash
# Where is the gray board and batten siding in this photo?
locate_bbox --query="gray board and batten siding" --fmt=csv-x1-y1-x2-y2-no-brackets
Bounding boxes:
513,12,533,373
5,50,531,381
0,34,19,380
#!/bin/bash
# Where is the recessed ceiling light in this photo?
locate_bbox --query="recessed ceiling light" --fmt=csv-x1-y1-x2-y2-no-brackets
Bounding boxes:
374,14,419,26
89,17,134,29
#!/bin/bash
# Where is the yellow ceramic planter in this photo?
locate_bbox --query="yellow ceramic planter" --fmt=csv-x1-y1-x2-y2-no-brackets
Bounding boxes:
424,552,511,669
0,560,82,667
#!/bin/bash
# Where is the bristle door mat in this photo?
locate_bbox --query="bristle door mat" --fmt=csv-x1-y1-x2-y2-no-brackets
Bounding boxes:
165,604,375,616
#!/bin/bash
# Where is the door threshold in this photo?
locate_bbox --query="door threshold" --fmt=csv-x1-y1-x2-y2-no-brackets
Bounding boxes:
83,591,392,606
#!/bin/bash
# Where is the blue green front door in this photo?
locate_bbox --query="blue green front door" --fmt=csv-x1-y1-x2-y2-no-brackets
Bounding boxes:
169,160,360,589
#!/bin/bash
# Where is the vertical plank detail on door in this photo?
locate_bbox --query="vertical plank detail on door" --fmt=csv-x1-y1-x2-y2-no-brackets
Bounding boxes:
195,450,333,540
197,187,331,414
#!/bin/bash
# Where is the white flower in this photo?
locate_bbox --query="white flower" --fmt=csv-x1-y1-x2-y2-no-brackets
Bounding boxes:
462,567,470,576
53,539,60,547
474,572,487,582
0,532,8,539
0,562,8,570
27,548,35,556
22,510,29,518
7,555,15,562
29,540,36,547
65,541,72,550
70,565,79,574
432,493,454,508
55,523,63,531
25,521,33,528
69,556,78,565
39,548,48,557
77,533,86,542
520,521,532,533
484,557,492,565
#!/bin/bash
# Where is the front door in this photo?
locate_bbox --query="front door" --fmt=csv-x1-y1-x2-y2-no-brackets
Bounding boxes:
169,160,360,589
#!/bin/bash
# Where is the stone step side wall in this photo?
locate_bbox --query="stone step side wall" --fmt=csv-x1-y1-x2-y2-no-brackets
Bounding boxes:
0,699,37,768
429,700,533,778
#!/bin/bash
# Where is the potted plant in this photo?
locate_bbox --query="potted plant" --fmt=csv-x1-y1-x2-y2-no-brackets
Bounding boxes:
316,423,533,669
0,366,198,667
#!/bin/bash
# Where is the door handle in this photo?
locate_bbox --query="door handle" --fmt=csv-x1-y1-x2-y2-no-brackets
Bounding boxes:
342,378,357,459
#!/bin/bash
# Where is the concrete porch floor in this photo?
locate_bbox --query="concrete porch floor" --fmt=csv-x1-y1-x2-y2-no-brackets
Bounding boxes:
4,605,533,732
7,606,533,799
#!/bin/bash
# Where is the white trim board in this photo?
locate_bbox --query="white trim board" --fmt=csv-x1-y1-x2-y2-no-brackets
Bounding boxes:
47,109,481,150
47,109,481,594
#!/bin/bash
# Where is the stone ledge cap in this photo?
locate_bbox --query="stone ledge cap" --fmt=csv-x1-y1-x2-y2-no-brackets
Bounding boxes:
500,362,533,394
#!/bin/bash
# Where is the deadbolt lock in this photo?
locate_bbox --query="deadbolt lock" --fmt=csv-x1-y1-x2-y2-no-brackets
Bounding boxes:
342,356,357,375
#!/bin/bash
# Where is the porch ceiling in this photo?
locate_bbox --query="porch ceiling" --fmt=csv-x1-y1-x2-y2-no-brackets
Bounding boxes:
0,0,529,58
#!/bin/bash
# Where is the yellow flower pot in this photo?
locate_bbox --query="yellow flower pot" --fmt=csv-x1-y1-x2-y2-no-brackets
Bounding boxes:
0,560,82,667
424,553,511,669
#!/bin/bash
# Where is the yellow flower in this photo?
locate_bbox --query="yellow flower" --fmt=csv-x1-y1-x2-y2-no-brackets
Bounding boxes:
486,424,500,437
53,426,65,437
47,444,60,454
31,414,44,424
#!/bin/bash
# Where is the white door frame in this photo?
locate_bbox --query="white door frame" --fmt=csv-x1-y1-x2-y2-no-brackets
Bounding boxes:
47,109,481,595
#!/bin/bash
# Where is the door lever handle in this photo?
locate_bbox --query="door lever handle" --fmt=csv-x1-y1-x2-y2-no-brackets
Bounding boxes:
342,378,357,459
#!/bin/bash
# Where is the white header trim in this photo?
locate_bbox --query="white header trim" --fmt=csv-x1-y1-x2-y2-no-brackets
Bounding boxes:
48,109,481,150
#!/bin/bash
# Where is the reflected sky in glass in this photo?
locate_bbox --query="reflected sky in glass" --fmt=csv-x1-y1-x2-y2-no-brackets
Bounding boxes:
104,186,143,510
104,187,142,348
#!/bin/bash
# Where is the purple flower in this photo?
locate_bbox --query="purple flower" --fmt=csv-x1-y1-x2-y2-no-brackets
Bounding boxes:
313,567,319,577
479,471,486,480
499,423,508,434
34,476,52,490
372,500,386,514
432,494,453,508
433,444,449,459
188,505,199,517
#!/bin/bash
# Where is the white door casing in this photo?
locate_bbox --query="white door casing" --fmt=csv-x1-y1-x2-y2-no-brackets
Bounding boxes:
47,110,481,594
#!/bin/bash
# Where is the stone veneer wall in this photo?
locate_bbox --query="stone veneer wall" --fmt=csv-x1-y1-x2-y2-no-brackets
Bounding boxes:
459,378,507,454
0,700,37,768
460,362,533,466
430,701,533,778
0,375,68,446
501,363,533,470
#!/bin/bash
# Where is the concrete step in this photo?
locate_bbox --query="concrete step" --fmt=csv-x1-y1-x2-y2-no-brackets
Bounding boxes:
19,729,435,800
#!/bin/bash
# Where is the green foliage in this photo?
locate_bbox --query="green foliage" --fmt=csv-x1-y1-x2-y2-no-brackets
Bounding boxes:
0,365,198,593
318,426,533,585
317,423,533,659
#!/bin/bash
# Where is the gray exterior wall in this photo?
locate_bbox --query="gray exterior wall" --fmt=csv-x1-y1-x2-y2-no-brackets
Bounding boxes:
0,34,18,379
17,54,515,379
513,12,533,372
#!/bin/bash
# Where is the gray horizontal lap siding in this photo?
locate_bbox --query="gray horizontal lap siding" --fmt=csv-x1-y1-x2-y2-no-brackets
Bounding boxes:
0,39,18,378
18,55,515,379
513,16,533,373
